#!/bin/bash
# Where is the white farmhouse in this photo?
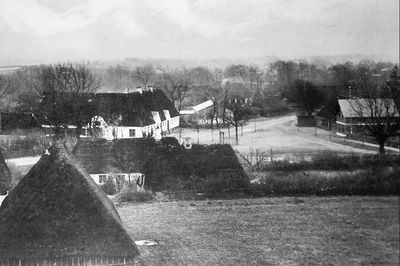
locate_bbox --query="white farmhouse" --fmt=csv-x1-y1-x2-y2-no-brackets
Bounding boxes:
89,88,180,140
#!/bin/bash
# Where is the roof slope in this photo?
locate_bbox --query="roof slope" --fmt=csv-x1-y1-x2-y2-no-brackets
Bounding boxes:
93,90,179,127
0,142,138,259
338,98,399,118
0,151,12,195
192,100,213,112
73,139,249,193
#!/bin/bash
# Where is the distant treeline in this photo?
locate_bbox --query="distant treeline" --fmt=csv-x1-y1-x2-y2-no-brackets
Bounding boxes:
0,59,398,124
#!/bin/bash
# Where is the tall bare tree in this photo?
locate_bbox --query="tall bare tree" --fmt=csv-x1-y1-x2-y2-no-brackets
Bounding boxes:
156,68,191,112
38,63,100,138
133,64,156,89
349,72,399,154
225,98,250,144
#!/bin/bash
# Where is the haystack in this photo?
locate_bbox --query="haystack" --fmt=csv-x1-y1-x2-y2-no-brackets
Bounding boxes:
0,151,12,195
0,142,138,265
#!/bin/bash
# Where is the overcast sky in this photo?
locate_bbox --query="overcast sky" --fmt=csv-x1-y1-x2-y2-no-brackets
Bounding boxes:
0,0,398,65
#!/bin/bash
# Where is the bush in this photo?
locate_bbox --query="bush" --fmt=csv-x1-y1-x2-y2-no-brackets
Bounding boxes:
101,178,117,195
115,188,155,203
249,167,400,196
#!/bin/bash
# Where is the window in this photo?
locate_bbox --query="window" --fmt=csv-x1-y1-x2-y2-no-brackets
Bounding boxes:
129,129,136,137
99,174,107,183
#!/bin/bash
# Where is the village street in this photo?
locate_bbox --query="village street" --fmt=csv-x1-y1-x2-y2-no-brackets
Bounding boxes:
169,114,377,155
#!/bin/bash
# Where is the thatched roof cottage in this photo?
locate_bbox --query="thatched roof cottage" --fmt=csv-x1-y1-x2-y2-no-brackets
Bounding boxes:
73,138,249,193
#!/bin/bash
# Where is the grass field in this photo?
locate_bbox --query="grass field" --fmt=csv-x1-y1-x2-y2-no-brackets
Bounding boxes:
119,196,399,265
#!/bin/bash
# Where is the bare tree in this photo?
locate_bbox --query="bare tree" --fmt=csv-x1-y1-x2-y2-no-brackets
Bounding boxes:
156,68,191,112
105,65,132,91
238,149,267,172
38,63,100,138
349,72,399,154
225,98,250,144
133,64,156,89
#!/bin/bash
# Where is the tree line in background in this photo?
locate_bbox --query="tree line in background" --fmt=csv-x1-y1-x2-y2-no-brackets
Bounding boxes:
0,59,399,150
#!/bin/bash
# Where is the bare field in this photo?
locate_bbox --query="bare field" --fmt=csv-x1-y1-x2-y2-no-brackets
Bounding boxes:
119,197,399,265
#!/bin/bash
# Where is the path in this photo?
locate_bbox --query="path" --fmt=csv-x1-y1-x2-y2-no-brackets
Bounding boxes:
168,115,377,154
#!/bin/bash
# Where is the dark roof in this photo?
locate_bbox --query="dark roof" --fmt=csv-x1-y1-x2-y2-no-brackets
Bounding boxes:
93,89,179,127
0,142,139,259
73,139,249,192
0,151,12,195
0,112,40,133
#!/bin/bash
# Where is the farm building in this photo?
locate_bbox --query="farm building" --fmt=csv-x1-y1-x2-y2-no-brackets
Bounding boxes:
89,88,179,140
0,142,139,265
37,88,179,139
180,100,214,125
336,98,399,136
73,138,249,193
0,151,11,195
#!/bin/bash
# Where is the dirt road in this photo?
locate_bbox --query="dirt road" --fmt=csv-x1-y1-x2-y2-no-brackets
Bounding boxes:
169,115,376,154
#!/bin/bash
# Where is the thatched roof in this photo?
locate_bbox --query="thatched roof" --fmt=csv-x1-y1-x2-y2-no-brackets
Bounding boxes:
93,90,179,127
73,139,249,193
0,151,12,195
0,142,138,259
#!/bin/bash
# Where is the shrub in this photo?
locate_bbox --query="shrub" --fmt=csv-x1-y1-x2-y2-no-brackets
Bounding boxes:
115,188,155,203
101,178,117,195
249,166,400,196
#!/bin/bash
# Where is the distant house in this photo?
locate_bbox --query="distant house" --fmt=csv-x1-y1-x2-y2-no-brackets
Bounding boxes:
180,100,214,125
336,98,399,136
89,88,179,140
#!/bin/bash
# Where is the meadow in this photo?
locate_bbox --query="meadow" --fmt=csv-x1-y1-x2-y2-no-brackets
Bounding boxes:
120,197,399,265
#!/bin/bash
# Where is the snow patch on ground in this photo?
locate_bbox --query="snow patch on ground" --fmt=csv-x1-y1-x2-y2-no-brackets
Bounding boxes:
135,240,158,246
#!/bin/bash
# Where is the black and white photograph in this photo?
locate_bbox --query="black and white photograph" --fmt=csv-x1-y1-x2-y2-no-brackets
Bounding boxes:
0,0,399,265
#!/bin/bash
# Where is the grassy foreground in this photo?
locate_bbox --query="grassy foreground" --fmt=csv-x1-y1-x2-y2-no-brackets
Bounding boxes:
119,197,399,265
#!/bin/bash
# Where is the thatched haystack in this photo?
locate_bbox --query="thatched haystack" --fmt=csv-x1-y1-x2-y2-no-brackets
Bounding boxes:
0,151,12,195
0,142,138,265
